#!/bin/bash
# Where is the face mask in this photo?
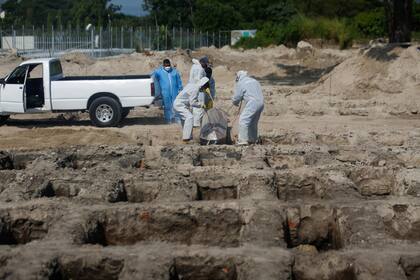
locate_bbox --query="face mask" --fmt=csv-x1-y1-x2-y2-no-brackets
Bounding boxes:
164,66,171,71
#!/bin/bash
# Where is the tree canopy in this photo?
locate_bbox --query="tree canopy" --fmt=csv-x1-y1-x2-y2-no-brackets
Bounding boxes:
141,0,389,30
0,0,418,45
0,0,122,28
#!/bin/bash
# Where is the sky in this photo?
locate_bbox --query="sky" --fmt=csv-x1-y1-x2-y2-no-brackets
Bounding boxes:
111,0,146,17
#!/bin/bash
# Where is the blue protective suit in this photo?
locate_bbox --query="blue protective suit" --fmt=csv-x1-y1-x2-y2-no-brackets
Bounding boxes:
232,71,264,144
153,67,183,123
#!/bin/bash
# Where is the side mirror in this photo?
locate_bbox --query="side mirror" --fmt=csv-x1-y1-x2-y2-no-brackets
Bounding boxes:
0,78,5,85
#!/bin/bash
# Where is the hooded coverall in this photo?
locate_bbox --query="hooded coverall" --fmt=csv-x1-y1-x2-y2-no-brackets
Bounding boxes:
189,59,205,84
232,72,264,144
153,66,183,123
193,66,215,127
173,77,209,141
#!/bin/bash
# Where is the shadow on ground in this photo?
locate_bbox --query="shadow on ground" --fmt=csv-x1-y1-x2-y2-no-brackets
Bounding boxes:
259,63,338,86
5,116,167,128
364,43,410,62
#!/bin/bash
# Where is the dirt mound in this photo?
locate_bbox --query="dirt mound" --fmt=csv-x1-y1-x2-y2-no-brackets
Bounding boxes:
314,45,420,98
311,45,420,116
60,50,196,83
61,52,94,66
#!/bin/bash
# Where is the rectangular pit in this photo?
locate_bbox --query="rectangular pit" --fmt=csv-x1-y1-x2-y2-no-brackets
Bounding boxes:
81,206,242,247
0,216,48,245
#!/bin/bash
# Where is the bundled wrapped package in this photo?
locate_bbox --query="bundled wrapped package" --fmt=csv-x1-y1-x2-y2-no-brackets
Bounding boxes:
200,108,231,145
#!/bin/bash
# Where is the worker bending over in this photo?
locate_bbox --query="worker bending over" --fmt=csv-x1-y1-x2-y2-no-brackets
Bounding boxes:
232,71,264,145
173,77,210,143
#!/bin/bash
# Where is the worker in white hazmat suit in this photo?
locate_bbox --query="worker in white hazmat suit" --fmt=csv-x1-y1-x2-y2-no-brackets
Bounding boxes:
232,71,264,145
174,77,210,143
189,58,206,83
189,58,205,128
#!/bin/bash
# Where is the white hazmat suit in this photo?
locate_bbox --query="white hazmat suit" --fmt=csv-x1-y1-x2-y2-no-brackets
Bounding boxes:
232,71,264,144
189,59,208,127
189,59,206,84
174,77,210,141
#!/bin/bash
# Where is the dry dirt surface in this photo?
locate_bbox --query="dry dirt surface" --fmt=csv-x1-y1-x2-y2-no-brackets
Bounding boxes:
1,43,420,279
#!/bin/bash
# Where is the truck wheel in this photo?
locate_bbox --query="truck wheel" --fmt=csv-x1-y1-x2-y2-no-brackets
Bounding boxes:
0,115,10,126
121,108,131,120
89,97,122,127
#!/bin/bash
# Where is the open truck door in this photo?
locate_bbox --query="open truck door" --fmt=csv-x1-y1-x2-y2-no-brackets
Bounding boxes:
0,65,29,113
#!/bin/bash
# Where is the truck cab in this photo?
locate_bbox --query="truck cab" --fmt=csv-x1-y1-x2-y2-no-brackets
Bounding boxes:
0,58,60,114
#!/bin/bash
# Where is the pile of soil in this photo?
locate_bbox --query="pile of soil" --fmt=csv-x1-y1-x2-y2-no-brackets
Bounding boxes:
313,45,420,116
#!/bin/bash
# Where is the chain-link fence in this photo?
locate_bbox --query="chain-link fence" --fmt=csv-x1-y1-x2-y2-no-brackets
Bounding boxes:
0,26,232,58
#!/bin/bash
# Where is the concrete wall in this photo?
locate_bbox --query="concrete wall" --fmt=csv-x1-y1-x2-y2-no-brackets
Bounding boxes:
2,36,35,50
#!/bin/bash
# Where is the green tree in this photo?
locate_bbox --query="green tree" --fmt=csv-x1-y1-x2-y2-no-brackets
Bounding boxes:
0,0,122,28
193,0,242,31
142,0,297,30
143,0,194,27
296,0,382,18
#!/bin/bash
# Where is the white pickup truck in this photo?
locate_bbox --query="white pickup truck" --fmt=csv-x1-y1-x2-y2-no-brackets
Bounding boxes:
0,58,155,127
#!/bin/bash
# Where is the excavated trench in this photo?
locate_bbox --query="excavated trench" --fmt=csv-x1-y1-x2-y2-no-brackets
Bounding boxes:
283,207,343,251
0,216,48,245
170,257,238,280
47,257,125,280
1,143,420,279
80,206,243,247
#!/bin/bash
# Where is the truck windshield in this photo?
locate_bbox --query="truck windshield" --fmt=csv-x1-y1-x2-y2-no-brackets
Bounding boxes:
50,60,63,77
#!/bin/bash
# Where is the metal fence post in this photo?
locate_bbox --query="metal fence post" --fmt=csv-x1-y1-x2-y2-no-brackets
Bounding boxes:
187,28,189,49
121,26,124,49
165,25,168,50
110,26,113,50
172,27,175,49
193,29,195,50
91,27,94,56
59,26,62,52
200,31,202,48
149,26,152,50
32,25,35,50
22,25,25,53
157,26,159,51
12,26,15,49
99,26,103,56
180,27,183,49
51,26,55,56
41,25,44,51
65,25,68,51
139,27,143,51
130,27,133,49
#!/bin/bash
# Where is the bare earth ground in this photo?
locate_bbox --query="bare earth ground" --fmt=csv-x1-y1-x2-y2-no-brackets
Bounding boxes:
1,44,420,279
